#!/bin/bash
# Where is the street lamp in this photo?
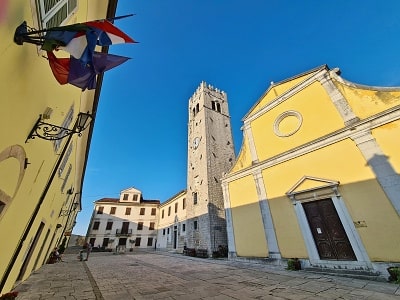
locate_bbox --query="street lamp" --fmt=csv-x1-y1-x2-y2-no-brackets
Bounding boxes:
25,112,93,143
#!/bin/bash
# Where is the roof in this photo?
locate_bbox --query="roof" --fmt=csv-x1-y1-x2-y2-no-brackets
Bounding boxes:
95,198,119,203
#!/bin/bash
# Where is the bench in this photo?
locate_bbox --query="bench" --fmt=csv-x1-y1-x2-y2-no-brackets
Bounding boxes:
183,248,196,257
196,249,208,258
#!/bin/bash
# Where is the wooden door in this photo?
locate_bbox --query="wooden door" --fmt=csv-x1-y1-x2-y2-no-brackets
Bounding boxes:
303,199,356,261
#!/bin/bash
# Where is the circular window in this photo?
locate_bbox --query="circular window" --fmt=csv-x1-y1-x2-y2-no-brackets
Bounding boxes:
273,110,303,137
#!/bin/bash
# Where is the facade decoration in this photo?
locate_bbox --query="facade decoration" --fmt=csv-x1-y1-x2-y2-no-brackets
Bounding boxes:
221,65,400,277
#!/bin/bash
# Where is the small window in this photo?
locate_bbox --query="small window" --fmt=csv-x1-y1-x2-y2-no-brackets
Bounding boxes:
140,208,145,215
212,101,216,110
149,222,155,230
123,194,129,200
183,198,186,210
151,208,156,216
106,221,113,230
37,0,78,29
196,103,199,113
102,238,109,247
163,229,166,235
193,192,198,205
168,206,171,216
162,209,164,219
182,223,186,232
167,228,170,234
217,102,221,113
147,237,153,246
92,221,100,230
133,194,138,201
89,238,96,247
125,207,131,215
110,207,116,214
194,220,198,230
135,237,141,246
97,207,104,214
175,203,178,213
137,222,143,230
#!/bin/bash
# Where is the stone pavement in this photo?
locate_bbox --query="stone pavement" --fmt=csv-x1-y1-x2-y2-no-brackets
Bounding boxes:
14,249,400,299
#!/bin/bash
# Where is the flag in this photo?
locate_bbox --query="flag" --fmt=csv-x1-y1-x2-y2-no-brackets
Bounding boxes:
42,20,135,65
47,51,130,90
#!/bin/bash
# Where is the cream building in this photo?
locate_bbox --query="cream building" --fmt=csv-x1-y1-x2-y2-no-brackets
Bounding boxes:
222,65,400,278
86,188,159,250
156,190,187,251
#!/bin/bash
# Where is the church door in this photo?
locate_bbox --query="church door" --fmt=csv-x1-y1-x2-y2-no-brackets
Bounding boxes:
303,199,356,261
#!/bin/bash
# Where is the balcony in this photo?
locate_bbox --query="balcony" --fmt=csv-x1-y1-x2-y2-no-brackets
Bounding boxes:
116,228,132,236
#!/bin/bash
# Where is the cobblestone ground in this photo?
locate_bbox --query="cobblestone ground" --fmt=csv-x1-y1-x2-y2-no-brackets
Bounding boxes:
15,250,400,299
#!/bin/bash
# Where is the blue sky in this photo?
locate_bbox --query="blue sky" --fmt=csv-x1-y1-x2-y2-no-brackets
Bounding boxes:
73,0,400,235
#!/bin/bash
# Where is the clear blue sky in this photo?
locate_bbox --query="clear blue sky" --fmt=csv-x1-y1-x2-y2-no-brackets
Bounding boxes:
73,0,400,235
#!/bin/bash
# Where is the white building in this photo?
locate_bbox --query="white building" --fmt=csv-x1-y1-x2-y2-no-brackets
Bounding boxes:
86,187,159,250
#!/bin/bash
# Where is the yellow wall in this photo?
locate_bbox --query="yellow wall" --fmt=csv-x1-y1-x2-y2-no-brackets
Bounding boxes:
228,175,268,257
0,1,112,293
251,81,344,161
334,80,400,119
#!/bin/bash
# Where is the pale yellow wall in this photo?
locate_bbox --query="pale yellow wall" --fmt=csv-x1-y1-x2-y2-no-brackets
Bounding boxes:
0,1,111,292
333,80,400,119
251,81,344,161
230,134,253,173
248,73,314,118
372,120,400,174
263,139,400,261
228,175,268,257
267,196,308,258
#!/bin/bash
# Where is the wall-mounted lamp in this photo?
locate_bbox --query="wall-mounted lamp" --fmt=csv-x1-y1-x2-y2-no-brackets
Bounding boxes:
26,112,92,143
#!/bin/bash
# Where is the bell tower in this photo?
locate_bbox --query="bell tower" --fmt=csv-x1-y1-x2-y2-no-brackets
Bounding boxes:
186,82,235,254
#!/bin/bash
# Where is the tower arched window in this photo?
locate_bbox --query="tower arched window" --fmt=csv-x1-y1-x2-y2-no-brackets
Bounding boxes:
216,103,221,113
196,103,199,113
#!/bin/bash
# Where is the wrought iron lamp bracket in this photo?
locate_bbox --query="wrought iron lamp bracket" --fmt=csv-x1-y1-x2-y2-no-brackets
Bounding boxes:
25,112,92,143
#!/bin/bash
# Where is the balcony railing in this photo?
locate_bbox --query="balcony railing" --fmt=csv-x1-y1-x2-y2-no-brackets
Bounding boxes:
116,228,132,236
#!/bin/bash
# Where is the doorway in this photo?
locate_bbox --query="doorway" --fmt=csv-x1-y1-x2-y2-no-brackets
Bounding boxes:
303,199,356,260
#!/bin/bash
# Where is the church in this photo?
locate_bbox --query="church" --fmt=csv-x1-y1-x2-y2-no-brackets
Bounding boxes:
87,65,400,279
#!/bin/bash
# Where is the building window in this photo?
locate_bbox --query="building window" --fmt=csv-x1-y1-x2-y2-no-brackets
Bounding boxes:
212,101,216,110
140,208,145,215
135,237,141,246
194,220,198,230
183,198,186,210
175,203,178,213
97,206,104,214
149,222,155,230
125,207,131,215
151,208,156,216
167,228,170,234
110,207,116,214
147,237,153,247
54,106,73,151
163,229,166,235
133,194,138,201
123,194,129,200
37,0,78,29
168,206,171,216
102,238,109,247
193,192,198,205
106,221,113,230
217,102,221,113
89,238,96,247
182,223,186,232
58,142,73,177
137,222,143,230
92,221,100,230
162,209,164,218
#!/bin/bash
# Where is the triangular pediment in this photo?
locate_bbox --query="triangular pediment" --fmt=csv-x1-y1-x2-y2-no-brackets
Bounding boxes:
287,176,339,196
121,187,141,194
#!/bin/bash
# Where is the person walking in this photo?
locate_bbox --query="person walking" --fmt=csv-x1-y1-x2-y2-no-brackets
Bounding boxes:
84,242,92,261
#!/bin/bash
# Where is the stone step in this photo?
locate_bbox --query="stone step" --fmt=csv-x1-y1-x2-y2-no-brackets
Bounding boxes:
304,267,386,282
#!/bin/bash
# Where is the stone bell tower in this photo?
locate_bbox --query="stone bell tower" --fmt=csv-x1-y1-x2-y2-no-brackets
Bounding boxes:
185,82,235,254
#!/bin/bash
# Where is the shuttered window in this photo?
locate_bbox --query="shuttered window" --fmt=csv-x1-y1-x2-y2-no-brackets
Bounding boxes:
38,0,78,29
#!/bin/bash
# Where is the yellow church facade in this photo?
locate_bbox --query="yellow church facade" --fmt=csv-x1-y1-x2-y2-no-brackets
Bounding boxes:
0,0,118,294
222,65,400,276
